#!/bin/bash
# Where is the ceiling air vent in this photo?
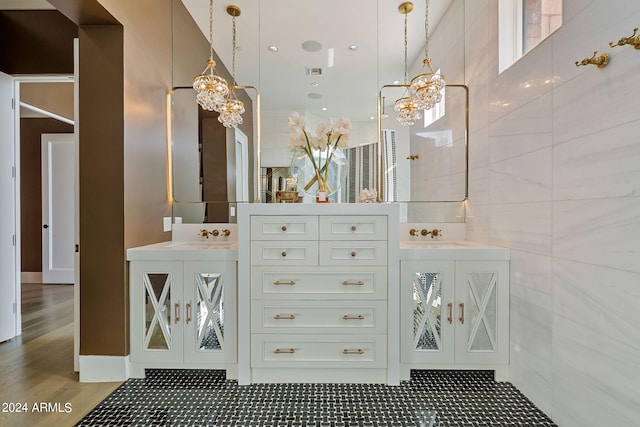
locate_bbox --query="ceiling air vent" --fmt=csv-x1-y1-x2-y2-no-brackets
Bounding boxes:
305,67,323,76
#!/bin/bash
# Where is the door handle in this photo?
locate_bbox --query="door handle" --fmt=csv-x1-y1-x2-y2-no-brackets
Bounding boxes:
459,302,465,324
185,302,192,324
43,224,49,229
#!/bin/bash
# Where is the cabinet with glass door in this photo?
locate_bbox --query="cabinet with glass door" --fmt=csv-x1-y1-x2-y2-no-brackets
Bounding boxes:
400,260,509,374
129,260,236,377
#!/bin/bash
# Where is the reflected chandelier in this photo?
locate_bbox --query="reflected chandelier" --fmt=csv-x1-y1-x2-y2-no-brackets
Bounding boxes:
394,2,421,126
193,0,229,112
408,0,445,111
218,5,245,128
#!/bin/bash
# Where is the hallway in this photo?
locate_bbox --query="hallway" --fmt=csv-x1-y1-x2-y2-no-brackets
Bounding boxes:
0,283,120,427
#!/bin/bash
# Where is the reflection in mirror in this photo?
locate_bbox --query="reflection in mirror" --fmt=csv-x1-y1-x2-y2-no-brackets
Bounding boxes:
171,87,258,223
378,84,468,202
175,0,467,223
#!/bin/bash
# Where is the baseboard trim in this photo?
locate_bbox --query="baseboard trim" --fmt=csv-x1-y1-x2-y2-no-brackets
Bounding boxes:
79,355,130,382
21,272,42,283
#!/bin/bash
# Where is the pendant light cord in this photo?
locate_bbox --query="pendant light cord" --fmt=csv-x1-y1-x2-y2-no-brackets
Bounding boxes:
403,11,408,84
232,13,237,85
423,0,430,59
208,0,214,61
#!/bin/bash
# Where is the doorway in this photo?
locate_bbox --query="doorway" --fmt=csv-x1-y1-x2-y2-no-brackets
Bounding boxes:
0,77,76,347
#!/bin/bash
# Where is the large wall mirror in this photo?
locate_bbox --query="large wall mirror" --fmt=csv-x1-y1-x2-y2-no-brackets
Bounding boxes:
173,0,466,223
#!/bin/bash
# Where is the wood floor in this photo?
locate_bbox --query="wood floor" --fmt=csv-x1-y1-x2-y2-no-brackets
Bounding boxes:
0,284,121,427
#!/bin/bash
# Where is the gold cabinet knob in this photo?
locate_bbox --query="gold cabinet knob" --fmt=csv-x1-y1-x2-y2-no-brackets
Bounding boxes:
350,251,357,257
281,225,287,231
281,251,287,257
351,225,357,232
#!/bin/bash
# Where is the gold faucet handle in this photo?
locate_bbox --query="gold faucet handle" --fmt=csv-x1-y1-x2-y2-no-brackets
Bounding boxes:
222,229,231,237
211,229,219,237
409,229,419,236
199,229,210,238
430,229,442,238
420,229,428,236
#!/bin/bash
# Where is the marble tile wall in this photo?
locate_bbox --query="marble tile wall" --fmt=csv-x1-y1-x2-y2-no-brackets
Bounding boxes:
463,0,640,425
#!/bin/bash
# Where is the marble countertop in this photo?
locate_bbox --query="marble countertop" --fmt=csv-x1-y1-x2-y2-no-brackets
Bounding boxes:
399,240,510,260
127,241,238,261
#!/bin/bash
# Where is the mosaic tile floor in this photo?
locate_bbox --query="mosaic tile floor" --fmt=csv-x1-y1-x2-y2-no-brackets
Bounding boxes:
76,370,557,427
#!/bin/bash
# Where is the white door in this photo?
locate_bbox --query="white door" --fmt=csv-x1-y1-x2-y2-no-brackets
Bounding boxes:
0,72,16,342
235,128,249,202
41,133,75,284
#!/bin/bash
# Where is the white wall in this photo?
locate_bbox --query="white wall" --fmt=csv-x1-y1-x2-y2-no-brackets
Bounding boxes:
464,1,640,425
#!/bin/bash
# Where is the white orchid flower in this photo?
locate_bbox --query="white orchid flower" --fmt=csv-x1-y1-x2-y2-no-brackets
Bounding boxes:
288,112,305,131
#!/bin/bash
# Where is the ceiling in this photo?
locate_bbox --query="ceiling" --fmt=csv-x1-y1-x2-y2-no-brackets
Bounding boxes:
0,0,454,123
181,0,453,122
0,0,54,9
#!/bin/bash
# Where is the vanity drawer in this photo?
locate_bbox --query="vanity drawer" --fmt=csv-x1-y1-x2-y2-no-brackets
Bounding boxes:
251,241,318,266
251,266,387,299
251,334,386,368
319,241,387,266
251,300,387,334
251,215,318,240
319,216,387,241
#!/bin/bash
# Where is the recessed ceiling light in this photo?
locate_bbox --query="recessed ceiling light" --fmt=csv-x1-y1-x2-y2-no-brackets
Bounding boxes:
393,80,400,85
348,44,359,51
322,107,328,111
302,40,323,52
369,116,375,120
311,82,319,87
267,45,278,52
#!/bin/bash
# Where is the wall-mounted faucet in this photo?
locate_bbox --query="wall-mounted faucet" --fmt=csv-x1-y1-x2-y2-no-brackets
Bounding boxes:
198,229,231,238
409,228,443,239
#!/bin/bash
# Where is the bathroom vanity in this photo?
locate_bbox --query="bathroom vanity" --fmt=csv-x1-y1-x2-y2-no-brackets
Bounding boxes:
127,204,510,384
127,239,238,378
237,203,400,385
399,240,511,381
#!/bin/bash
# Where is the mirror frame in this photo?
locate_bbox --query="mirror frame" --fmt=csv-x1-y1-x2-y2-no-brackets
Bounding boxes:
377,83,469,203
169,84,262,204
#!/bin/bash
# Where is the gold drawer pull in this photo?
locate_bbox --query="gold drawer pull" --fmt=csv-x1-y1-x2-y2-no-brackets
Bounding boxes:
342,314,364,320
350,251,357,257
273,280,296,285
459,302,465,324
274,348,296,354
274,314,296,320
342,280,364,286
281,251,287,257
281,225,287,231
447,302,453,324
342,348,364,355
174,303,180,324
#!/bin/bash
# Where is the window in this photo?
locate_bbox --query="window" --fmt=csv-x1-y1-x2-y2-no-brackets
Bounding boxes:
499,0,562,73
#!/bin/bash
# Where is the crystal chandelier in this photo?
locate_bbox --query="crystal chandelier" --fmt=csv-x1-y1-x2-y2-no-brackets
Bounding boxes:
395,2,421,126
394,95,421,126
408,0,445,111
193,0,229,112
219,5,245,128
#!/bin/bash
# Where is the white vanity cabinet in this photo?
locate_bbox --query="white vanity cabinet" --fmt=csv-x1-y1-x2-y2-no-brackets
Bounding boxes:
247,212,391,383
129,260,236,377
400,258,510,377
